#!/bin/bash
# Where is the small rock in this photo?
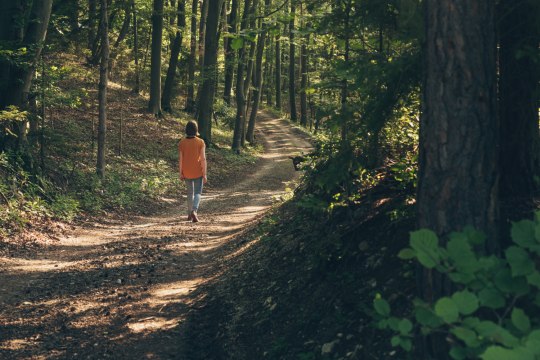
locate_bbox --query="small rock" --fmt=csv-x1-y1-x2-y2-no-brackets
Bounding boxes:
321,340,339,355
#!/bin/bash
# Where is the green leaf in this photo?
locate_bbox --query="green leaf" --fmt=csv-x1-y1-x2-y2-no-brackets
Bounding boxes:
511,220,536,247
391,335,401,347
525,330,540,355
478,288,505,309
451,290,479,315
415,306,443,328
481,346,534,360
398,319,413,335
505,246,535,277
400,338,412,352
447,233,479,273
434,297,459,324
398,248,416,260
449,346,467,360
494,268,530,295
475,321,519,347
527,271,540,288
451,327,479,347
410,229,440,269
463,226,486,245
511,308,530,333
231,37,244,50
373,298,391,316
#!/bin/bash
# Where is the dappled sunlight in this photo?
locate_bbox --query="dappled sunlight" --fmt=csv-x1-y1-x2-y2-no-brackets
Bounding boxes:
127,317,180,334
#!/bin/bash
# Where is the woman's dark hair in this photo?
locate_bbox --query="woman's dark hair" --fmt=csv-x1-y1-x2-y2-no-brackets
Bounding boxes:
185,120,199,137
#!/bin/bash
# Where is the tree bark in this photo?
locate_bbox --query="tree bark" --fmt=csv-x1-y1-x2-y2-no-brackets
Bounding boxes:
223,0,238,104
232,0,252,152
148,0,164,115
196,0,224,144
88,0,98,51
162,0,186,111
299,7,308,127
246,0,270,143
498,0,540,201
288,0,297,121
418,0,498,357
132,0,140,93
185,0,198,112
97,0,109,178
275,29,281,109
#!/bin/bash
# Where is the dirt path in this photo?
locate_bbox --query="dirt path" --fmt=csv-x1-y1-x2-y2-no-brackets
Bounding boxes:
0,112,312,359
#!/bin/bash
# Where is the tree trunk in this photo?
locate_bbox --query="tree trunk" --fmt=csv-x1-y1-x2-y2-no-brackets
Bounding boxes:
340,0,351,142
232,0,252,152
88,0,98,51
97,0,109,178
418,0,498,357
299,11,308,127
132,0,140,93
223,0,238,104
498,0,540,201
275,30,281,109
288,0,297,121
0,0,53,150
148,0,164,115
185,0,198,112
162,0,186,111
196,0,224,144
246,0,270,143
264,34,272,106
198,0,209,69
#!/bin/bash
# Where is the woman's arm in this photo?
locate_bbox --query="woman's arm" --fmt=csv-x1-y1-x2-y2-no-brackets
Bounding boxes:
200,142,207,183
178,143,184,180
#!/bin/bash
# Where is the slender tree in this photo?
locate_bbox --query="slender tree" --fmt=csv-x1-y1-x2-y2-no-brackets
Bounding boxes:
162,0,186,111
275,29,281,109
132,0,140,93
288,0,297,121
186,0,198,112
197,0,224,144
223,0,238,104
299,32,308,126
148,0,164,115
417,0,498,357
246,0,271,143
232,0,252,151
97,0,109,178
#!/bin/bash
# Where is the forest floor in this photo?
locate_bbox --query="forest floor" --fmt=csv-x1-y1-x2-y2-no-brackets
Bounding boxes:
0,111,312,359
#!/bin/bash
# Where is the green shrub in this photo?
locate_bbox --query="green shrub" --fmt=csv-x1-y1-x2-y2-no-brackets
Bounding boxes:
374,212,540,359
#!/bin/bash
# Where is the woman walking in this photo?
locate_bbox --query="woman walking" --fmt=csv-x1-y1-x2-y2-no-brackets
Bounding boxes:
178,120,207,222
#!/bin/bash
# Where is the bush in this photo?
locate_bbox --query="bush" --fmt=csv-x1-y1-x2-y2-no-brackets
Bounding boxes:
374,213,540,359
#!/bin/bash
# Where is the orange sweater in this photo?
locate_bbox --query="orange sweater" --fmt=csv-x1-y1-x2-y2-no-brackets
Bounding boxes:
178,137,205,179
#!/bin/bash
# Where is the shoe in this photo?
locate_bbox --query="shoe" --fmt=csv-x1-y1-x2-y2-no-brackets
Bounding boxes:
187,213,193,221
191,211,199,223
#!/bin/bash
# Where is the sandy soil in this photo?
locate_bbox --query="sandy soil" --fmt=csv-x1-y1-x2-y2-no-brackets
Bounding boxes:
0,112,312,359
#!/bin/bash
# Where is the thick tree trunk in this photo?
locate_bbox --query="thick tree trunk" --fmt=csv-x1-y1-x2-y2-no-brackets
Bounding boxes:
0,0,53,150
97,0,109,178
275,30,281,109
223,0,238,104
232,0,252,152
418,0,498,357
148,0,164,115
196,0,224,144
162,0,186,111
288,0,297,121
498,0,540,201
246,0,270,143
185,0,198,112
